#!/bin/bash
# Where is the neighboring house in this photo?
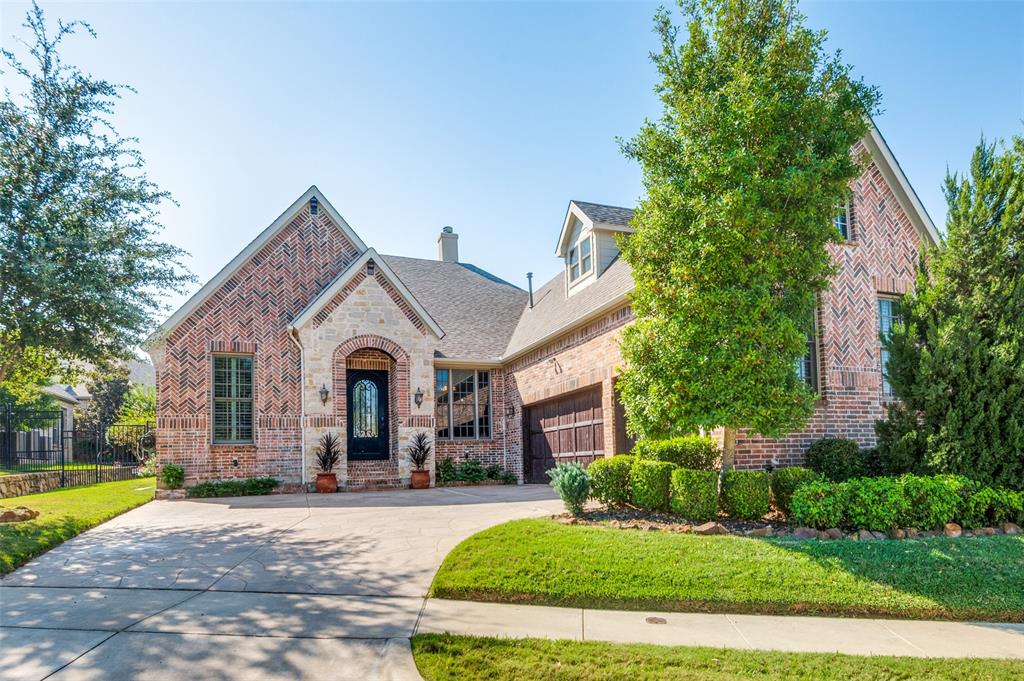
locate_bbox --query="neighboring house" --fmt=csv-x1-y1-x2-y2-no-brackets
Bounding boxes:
147,125,937,488
41,384,89,431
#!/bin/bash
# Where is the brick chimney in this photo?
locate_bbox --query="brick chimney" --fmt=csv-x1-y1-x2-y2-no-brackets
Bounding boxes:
437,226,459,263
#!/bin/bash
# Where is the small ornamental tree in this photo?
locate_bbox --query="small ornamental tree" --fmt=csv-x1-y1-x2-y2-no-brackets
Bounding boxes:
877,135,1024,489
618,0,879,467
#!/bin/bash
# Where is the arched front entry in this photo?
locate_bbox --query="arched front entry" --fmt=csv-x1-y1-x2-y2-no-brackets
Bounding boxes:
331,335,411,487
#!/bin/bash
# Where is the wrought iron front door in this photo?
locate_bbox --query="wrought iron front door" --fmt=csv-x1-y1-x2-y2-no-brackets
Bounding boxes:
346,370,388,460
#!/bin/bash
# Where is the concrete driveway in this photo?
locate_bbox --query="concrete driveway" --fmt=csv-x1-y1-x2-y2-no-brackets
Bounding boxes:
0,484,562,681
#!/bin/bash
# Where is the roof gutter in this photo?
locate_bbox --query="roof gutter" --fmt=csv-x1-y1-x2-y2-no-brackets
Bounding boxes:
500,292,632,364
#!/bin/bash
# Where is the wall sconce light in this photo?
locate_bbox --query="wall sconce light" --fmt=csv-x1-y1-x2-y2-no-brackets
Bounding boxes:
319,384,330,405
505,404,515,418
414,387,424,407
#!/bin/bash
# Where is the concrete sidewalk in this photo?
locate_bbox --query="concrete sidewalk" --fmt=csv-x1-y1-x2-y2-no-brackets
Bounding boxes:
416,599,1024,659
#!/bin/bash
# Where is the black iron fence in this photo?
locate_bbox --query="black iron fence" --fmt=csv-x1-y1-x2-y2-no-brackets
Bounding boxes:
1,404,154,488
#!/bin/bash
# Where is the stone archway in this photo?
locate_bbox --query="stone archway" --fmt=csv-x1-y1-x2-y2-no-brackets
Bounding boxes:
331,335,411,488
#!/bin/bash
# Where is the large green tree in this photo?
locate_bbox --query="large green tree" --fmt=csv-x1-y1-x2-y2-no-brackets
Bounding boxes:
618,0,879,467
0,3,192,395
877,135,1024,488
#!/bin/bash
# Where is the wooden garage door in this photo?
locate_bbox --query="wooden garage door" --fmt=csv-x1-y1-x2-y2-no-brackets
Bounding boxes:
524,387,604,483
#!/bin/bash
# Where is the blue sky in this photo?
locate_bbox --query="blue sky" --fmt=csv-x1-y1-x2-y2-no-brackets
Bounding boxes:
3,1,1022,314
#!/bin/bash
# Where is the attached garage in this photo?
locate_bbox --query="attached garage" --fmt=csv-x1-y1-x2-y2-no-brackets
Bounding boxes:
523,386,604,483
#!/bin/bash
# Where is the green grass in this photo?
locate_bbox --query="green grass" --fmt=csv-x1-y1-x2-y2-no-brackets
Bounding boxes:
412,635,1024,681
0,477,155,573
430,518,1024,621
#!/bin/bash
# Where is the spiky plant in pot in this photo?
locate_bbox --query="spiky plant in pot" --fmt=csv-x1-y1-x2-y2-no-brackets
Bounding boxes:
407,431,432,489
315,433,341,493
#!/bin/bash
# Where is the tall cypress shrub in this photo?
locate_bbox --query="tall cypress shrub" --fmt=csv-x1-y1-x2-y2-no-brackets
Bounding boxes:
877,135,1024,488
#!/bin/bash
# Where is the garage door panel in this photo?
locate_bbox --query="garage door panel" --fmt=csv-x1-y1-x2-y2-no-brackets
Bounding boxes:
525,386,604,483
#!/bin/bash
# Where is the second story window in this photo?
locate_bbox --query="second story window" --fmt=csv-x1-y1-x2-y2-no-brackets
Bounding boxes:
878,297,901,397
834,201,851,240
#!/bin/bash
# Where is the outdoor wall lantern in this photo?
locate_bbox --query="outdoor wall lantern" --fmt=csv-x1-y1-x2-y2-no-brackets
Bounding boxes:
505,404,515,418
319,384,330,405
414,387,424,407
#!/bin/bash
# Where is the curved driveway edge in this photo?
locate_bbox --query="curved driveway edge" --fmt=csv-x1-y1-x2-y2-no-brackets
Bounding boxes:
0,485,563,681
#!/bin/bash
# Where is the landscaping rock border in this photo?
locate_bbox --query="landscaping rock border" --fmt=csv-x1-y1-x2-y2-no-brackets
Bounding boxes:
555,510,1023,542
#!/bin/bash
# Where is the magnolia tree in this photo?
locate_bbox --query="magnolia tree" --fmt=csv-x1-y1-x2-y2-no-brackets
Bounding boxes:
618,0,879,467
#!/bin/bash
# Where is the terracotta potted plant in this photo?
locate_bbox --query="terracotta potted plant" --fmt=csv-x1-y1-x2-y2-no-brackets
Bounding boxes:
315,433,341,493
407,431,432,489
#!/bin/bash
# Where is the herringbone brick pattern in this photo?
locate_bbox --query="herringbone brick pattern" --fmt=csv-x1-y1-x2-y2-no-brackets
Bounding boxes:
154,204,361,484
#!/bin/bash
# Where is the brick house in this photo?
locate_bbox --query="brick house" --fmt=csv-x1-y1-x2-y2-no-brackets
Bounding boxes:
147,125,938,489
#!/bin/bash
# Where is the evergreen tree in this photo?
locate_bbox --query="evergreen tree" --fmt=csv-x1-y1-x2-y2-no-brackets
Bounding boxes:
618,0,878,466
878,135,1024,488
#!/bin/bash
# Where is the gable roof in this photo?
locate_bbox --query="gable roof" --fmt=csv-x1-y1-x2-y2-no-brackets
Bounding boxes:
382,255,527,362
146,186,366,346
572,201,636,228
289,249,444,338
555,200,636,257
866,123,941,247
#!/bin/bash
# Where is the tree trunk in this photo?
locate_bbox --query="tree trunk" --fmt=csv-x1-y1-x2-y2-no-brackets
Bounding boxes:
721,427,737,471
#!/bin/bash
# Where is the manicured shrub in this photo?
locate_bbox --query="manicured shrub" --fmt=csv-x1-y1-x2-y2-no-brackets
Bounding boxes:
843,477,909,531
899,474,961,529
669,468,718,520
791,480,846,529
962,487,1024,528
804,438,863,482
770,467,821,516
161,463,185,490
588,455,634,507
631,460,676,511
720,470,770,520
633,436,720,471
547,462,590,516
187,477,278,498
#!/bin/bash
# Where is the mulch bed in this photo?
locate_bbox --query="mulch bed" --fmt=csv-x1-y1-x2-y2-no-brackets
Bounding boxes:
554,506,792,535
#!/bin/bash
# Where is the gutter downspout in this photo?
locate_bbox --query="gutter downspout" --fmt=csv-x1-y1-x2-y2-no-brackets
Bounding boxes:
288,327,306,487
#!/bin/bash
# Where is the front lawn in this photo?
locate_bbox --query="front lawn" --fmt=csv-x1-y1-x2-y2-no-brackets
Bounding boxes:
430,518,1024,621
412,635,1024,681
0,477,155,573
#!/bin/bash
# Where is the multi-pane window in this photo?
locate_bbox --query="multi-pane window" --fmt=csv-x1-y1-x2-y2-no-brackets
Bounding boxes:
795,311,819,392
834,202,851,240
878,297,901,397
568,236,593,283
213,355,254,443
434,369,491,439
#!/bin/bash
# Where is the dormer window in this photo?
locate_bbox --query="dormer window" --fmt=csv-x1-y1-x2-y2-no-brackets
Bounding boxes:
568,235,593,283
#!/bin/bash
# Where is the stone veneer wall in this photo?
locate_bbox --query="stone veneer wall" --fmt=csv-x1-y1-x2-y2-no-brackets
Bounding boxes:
294,266,438,488
0,470,137,499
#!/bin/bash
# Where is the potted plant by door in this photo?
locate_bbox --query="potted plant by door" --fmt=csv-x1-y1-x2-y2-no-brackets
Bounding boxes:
315,433,341,493
407,431,432,489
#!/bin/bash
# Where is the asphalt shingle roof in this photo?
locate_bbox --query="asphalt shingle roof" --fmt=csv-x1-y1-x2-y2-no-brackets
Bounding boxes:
381,255,528,361
504,256,633,358
572,201,635,227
